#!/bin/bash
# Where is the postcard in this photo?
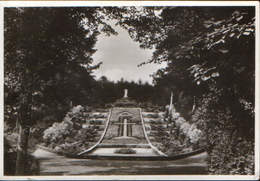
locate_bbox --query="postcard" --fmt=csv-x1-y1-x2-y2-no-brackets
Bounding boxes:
0,1,259,180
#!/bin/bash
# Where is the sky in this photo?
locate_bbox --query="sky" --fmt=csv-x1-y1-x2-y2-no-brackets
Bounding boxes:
92,24,165,85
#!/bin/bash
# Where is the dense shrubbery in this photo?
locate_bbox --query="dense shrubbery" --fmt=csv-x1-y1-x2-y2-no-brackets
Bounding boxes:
146,106,205,156
89,120,105,125
208,136,254,175
171,108,203,145
191,93,254,175
42,105,102,155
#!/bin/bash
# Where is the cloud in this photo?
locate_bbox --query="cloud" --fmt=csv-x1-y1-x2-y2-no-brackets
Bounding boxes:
92,23,164,84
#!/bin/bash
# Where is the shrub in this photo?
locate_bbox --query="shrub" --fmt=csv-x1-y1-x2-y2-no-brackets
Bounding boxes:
42,105,106,155
170,109,203,146
164,140,184,156
114,148,136,154
43,122,73,145
146,113,159,118
192,94,254,175
148,105,204,156
63,105,88,124
188,127,202,144
208,137,254,175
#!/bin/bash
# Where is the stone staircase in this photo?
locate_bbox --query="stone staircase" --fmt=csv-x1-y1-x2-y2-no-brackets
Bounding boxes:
78,107,166,157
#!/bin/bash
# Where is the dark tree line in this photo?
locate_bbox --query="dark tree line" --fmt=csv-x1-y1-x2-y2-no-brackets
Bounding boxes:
93,76,170,107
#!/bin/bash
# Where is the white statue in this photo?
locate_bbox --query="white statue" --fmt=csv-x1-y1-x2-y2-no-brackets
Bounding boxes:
124,89,128,98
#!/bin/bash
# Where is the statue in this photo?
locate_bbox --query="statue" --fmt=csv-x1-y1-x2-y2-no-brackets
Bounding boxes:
123,89,128,98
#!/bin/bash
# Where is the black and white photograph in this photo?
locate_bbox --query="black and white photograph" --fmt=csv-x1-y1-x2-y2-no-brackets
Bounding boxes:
1,1,259,179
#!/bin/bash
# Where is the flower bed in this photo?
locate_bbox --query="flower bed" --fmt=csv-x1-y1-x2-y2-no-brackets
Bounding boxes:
114,148,136,154
145,107,205,156
42,105,106,156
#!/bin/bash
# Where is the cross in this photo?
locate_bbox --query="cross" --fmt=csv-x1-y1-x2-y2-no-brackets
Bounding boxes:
123,118,127,137
113,119,136,137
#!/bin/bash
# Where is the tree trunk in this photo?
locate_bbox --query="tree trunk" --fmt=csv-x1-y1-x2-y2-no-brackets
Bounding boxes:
15,91,32,175
15,122,30,175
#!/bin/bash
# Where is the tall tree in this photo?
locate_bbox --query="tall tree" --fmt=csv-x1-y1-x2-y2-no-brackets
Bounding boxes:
4,7,118,175
117,6,255,174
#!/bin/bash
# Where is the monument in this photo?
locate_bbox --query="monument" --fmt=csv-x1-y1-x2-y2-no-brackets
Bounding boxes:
113,89,137,107
123,89,128,98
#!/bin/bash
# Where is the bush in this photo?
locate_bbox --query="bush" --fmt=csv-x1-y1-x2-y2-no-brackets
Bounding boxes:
114,148,136,154
192,94,254,175
208,137,254,175
169,109,203,146
63,105,88,125
42,105,105,155
43,122,73,145
147,106,205,156
146,113,159,118
164,140,185,156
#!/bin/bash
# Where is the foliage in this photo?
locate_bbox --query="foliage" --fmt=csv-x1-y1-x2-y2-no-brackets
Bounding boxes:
42,105,100,154
119,7,255,174
43,122,73,146
4,6,132,122
169,107,204,146
4,7,124,173
93,76,164,106
148,109,203,156
4,7,127,130
191,92,254,175
114,148,137,154
208,137,254,175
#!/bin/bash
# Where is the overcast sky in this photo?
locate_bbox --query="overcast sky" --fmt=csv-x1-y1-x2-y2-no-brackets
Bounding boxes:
92,24,165,85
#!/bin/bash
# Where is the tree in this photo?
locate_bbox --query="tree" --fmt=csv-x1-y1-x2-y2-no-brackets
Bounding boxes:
117,6,255,174
4,7,119,175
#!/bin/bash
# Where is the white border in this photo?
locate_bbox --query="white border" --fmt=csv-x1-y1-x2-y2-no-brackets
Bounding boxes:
254,1,260,180
0,1,259,7
0,1,259,180
0,3,4,179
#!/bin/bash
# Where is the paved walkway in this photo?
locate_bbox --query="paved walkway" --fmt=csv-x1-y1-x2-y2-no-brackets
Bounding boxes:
33,148,208,175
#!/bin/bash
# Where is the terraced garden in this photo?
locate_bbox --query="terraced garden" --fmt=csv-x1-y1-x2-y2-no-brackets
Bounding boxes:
39,106,109,156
